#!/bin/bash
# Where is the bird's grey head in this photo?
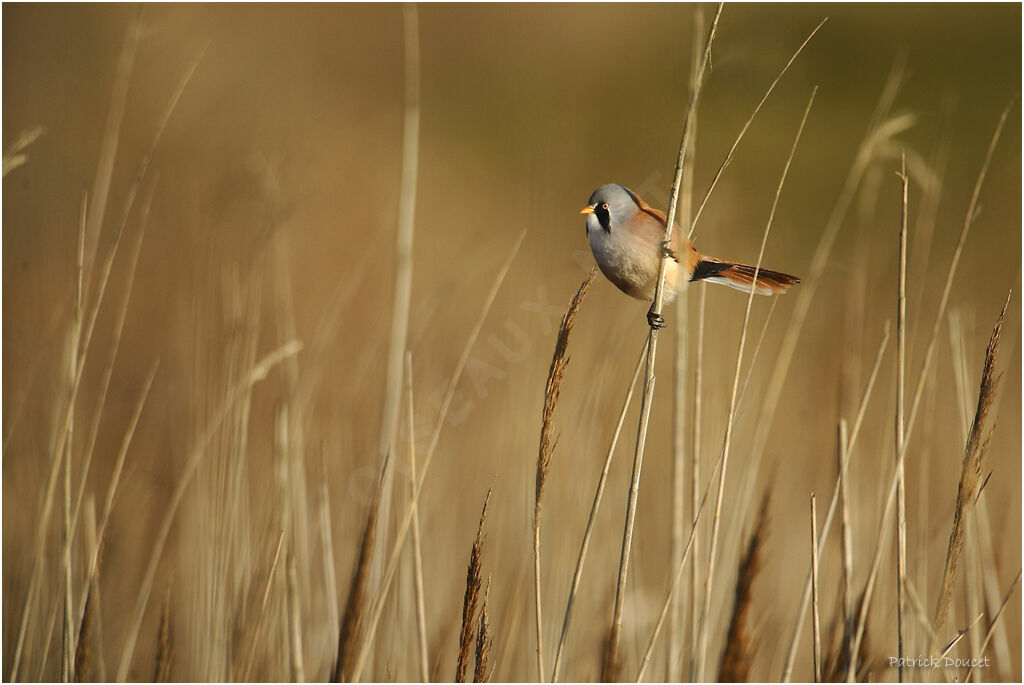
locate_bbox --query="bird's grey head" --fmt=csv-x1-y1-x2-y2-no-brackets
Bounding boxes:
581,184,641,234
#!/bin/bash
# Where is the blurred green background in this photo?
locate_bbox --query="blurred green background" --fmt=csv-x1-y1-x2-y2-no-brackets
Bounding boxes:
4,3,1021,681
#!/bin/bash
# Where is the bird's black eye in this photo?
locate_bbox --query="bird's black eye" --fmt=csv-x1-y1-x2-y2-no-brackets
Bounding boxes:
595,202,612,233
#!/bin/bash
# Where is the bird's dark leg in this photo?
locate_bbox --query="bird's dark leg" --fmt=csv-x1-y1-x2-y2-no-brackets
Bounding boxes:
647,302,666,330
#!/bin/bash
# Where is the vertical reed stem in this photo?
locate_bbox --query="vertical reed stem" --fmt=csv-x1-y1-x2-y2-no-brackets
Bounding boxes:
604,8,722,679
895,152,909,681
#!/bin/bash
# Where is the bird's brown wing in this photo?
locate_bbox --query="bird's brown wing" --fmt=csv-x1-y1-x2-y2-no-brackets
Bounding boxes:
623,201,701,278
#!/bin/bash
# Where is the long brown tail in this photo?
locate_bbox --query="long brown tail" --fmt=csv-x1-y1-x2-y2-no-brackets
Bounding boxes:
690,258,800,296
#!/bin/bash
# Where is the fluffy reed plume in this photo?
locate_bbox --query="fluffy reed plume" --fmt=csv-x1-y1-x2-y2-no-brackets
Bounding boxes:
458,489,492,682
73,588,94,682
534,268,596,681
332,458,388,683
153,588,172,682
474,579,494,683
931,294,1009,649
718,491,770,683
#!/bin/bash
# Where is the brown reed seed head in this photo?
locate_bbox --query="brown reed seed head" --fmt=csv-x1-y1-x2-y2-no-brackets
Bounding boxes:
536,268,597,519
719,490,770,682
932,293,1009,645
474,578,493,683
457,489,491,682
333,474,383,683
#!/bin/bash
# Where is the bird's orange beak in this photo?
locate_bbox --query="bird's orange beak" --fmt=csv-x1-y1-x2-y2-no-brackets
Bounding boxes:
580,206,595,215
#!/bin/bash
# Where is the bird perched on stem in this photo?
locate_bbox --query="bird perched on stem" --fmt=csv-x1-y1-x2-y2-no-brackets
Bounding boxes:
582,183,800,328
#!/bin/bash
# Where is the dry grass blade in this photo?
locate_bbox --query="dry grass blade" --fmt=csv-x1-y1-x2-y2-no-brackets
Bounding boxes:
458,489,492,683
332,460,387,683
474,580,493,683
551,335,647,682
535,268,596,681
931,293,1009,650
964,569,1021,683
717,492,770,683
240,529,286,681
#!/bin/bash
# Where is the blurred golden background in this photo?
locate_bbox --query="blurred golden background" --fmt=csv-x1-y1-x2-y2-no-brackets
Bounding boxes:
3,3,1021,682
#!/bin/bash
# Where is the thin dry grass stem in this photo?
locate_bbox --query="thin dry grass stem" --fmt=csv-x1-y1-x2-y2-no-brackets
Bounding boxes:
287,552,306,682
930,293,1009,651
688,17,827,236
670,10,702,679
635,458,719,683
82,11,138,277
783,322,890,682
318,447,341,674
62,198,86,682
688,285,706,681
115,341,301,682
606,8,722,680
551,335,648,682
938,613,984,662
37,596,61,682
332,460,388,683
696,86,816,680
474,579,493,683
895,152,909,681
903,578,936,650
153,587,172,683
457,490,492,682
376,5,421,574
964,570,1021,683
82,499,106,681
349,229,526,683
534,269,597,682
404,353,430,681
811,494,821,683
736,298,780,409
837,419,853,677
241,529,286,682
551,336,647,682
378,2,420,461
